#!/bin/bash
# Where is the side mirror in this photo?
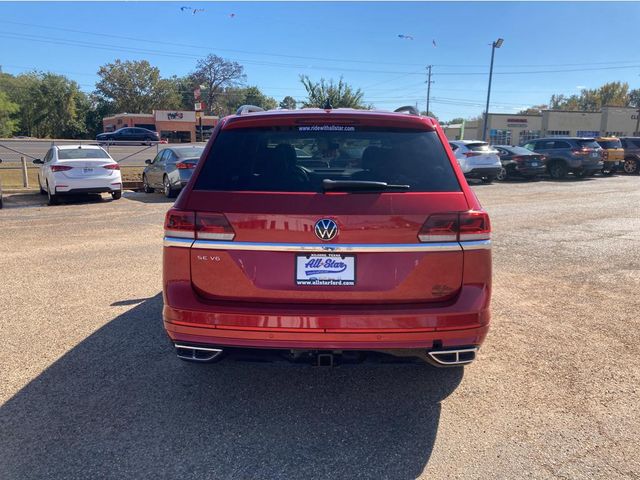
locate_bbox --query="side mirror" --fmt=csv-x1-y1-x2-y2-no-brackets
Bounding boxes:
145,159,152,165
33,159,43,164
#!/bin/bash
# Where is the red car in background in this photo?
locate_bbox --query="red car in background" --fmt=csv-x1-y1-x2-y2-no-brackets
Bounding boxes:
162,105,492,367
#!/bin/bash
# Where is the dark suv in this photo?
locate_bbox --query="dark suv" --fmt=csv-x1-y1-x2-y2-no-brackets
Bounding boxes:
620,137,640,174
521,137,603,179
96,127,160,145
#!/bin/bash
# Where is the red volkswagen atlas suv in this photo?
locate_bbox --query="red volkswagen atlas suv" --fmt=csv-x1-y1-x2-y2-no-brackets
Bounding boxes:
163,105,492,367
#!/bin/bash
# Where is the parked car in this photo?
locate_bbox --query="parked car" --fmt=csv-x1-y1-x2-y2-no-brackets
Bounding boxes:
493,145,547,180
142,145,205,198
596,137,624,175
620,137,640,174
33,145,122,205
448,140,502,183
0,158,3,209
96,127,160,145
521,137,603,179
162,106,492,367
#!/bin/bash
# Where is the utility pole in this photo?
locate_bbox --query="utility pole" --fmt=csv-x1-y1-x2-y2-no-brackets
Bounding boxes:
426,65,433,116
482,38,504,142
635,107,640,136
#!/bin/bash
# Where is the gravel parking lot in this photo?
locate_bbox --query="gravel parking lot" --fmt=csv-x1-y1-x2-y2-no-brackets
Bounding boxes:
1,177,639,479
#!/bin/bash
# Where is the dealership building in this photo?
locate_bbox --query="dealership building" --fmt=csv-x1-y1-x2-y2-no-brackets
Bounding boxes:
443,106,640,144
102,110,219,143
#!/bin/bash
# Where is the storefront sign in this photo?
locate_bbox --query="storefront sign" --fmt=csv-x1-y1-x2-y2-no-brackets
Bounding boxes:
506,118,528,127
155,110,196,122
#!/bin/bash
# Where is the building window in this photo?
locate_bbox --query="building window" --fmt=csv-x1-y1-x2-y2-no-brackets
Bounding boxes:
576,130,599,137
546,130,570,137
519,130,541,143
605,131,627,137
489,129,511,145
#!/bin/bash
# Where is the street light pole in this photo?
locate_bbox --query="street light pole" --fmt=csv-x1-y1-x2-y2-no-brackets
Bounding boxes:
482,38,503,142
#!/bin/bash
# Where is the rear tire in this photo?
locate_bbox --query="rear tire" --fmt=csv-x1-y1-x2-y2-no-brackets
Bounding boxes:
111,190,122,200
142,174,154,193
548,160,568,180
163,175,177,198
496,167,507,181
623,157,638,174
46,182,59,206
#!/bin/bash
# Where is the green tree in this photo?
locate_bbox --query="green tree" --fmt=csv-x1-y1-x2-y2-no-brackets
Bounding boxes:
448,117,465,124
299,75,367,109
517,105,547,115
94,59,182,114
190,54,246,115
279,96,297,110
549,82,631,111
215,86,278,116
629,89,640,108
0,90,19,137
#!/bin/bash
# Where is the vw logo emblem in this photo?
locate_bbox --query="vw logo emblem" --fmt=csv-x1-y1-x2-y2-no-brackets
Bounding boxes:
314,218,338,241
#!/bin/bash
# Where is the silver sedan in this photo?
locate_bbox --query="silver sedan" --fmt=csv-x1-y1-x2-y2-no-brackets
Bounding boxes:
142,145,205,198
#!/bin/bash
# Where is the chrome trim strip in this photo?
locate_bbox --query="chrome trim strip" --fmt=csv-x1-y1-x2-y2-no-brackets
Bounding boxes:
163,236,194,248
459,239,491,251
189,239,462,253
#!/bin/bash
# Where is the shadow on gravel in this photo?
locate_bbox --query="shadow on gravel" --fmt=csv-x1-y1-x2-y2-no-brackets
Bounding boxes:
0,294,463,480
123,190,175,204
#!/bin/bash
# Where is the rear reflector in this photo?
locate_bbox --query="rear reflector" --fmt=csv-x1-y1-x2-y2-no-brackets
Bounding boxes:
176,162,196,169
51,165,73,172
103,163,120,170
419,211,490,243
196,213,235,240
464,152,482,158
164,209,195,238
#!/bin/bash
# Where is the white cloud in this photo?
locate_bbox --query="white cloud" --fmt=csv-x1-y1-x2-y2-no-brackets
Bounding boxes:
576,85,587,90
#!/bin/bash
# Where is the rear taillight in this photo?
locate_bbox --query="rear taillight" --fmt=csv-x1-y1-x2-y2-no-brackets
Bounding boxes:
103,163,120,170
418,214,458,242
464,152,481,158
164,209,195,238
572,148,592,156
418,211,490,243
459,211,491,241
196,213,235,240
176,162,196,169
163,209,236,241
51,165,73,172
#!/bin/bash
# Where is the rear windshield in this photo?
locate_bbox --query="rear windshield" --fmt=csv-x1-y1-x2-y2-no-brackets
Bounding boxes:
466,142,492,152
175,147,205,158
506,146,535,155
194,126,461,192
597,139,622,149
57,148,110,159
576,139,600,149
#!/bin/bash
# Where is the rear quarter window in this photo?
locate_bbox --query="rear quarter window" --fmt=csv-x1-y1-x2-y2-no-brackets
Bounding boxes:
194,126,461,193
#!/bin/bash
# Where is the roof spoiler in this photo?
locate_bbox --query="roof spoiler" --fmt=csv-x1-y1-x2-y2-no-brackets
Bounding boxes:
394,105,420,116
236,105,265,115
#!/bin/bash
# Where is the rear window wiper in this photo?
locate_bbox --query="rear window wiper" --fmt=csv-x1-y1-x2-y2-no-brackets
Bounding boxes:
322,179,410,193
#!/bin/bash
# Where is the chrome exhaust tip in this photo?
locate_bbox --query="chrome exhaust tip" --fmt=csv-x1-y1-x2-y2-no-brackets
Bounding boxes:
175,344,223,362
427,347,478,366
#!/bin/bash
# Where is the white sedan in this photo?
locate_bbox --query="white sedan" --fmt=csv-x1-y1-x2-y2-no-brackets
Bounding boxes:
34,145,122,205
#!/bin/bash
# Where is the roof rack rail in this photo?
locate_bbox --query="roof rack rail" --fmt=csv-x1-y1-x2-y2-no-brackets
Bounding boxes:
394,105,420,116
236,105,265,115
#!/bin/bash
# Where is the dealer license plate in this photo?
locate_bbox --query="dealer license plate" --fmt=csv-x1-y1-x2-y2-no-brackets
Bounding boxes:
83,167,94,174
295,254,355,286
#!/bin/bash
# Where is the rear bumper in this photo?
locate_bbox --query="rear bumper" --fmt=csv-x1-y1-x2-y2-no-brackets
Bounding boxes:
54,175,122,194
164,320,489,350
515,165,547,176
163,283,491,350
464,167,501,178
